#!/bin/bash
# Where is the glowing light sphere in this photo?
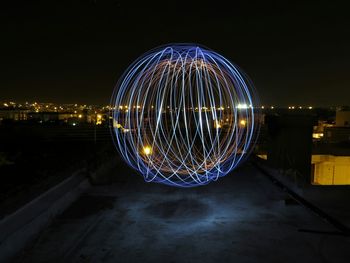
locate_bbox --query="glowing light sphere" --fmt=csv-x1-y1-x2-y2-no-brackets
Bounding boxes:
110,44,260,187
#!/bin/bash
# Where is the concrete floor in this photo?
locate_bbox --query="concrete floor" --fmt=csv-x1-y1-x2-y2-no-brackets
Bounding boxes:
15,163,350,263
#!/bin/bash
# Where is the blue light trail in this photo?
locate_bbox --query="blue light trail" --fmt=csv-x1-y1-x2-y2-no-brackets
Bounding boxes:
110,44,260,187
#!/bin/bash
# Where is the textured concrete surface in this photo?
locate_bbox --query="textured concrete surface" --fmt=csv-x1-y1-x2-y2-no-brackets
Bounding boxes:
0,171,90,263
14,163,350,263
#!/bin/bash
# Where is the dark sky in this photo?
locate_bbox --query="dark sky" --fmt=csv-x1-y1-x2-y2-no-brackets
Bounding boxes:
1,0,349,106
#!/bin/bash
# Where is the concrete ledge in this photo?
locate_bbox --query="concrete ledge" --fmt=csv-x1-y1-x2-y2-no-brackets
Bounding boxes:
254,158,304,195
253,158,350,236
0,169,90,262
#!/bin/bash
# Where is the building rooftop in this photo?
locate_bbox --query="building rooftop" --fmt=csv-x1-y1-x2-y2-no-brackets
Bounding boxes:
14,163,350,263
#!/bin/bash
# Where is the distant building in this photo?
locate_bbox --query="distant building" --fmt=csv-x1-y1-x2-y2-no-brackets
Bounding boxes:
312,121,334,140
323,127,350,143
312,155,350,185
335,110,350,127
58,113,75,121
0,108,29,122
27,112,92,123
323,110,350,143
27,112,60,122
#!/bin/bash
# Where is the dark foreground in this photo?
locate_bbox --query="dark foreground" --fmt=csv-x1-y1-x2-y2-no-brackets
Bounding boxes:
14,163,350,263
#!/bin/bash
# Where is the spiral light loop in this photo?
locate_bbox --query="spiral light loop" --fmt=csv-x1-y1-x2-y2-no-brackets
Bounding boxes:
111,44,259,187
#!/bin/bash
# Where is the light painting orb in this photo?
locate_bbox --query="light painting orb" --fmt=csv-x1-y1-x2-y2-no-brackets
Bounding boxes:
110,44,260,187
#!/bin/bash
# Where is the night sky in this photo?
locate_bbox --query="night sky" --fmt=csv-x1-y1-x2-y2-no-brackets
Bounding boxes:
1,0,349,106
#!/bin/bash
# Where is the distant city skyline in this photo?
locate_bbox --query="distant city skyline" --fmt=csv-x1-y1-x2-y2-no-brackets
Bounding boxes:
0,99,347,109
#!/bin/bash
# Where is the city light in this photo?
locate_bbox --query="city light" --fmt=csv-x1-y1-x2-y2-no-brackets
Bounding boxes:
236,103,248,109
143,146,152,155
96,114,102,125
214,120,222,129
312,133,324,139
